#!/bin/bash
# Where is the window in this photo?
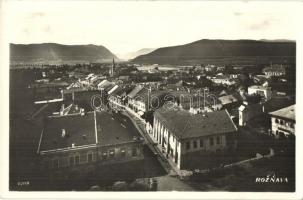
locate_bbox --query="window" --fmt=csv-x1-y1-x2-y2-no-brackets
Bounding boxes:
290,123,294,128
217,136,221,145
132,147,137,157
193,141,197,149
275,118,279,123
109,150,115,158
186,142,190,150
69,156,75,166
200,139,204,147
210,138,214,146
121,148,126,157
53,159,59,169
75,155,80,165
102,152,107,160
87,153,93,163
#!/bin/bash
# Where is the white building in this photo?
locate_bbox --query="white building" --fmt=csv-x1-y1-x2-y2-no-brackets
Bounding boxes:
152,105,238,170
248,85,272,100
269,105,295,138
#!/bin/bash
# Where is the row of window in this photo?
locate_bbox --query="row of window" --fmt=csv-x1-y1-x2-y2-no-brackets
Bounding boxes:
274,118,294,128
52,153,92,169
185,136,222,150
154,121,178,144
52,148,138,169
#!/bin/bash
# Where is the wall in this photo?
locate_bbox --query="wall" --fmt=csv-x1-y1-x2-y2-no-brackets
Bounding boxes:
271,116,295,138
41,142,143,173
152,115,234,170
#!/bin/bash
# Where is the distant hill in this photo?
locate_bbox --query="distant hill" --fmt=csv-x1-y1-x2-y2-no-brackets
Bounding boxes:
10,43,118,65
118,48,156,60
132,39,296,65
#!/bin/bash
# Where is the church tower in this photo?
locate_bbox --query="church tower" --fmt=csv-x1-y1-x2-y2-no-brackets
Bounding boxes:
110,58,115,77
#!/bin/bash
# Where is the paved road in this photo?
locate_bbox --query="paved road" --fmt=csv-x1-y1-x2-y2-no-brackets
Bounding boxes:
103,111,196,191
111,112,167,177
155,176,195,191
119,110,176,175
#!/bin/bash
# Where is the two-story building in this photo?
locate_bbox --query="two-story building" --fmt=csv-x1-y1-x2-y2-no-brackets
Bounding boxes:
37,109,144,182
269,105,295,138
248,85,272,101
152,105,238,170
108,85,134,111
127,86,167,116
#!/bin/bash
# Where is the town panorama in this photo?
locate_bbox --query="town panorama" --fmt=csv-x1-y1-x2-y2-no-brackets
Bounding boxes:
9,39,296,191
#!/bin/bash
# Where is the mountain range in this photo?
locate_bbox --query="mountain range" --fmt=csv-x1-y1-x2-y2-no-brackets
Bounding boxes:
10,39,296,66
132,39,296,65
10,43,117,65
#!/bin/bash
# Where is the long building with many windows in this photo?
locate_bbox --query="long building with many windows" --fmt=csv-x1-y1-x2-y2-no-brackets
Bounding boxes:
37,109,144,180
152,104,238,170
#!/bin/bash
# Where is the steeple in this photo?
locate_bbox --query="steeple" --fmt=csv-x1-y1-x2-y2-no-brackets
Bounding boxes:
110,58,115,77
109,58,116,77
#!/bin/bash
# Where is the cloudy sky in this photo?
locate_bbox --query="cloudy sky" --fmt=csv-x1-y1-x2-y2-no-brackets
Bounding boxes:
3,1,302,58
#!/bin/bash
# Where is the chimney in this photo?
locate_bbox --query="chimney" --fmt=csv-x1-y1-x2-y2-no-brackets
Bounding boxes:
72,143,75,148
60,104,65,116
61,129,66,137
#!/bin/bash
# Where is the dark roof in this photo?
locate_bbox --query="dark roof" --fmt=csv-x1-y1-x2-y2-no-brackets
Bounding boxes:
96,112,140,146
154,105,237,139
40,111,140,152
263,97,294,113
40,112,97,151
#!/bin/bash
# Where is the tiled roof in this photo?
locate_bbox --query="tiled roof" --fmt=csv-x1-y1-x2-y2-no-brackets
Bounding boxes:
269,105,295,121
154,105,237,139
263,97,294,113
39,111,140,152
127,85,143,98
96,112,140,146
40,112,97,151
218,94,242,105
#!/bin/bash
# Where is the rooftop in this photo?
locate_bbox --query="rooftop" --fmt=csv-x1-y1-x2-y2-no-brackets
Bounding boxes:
127,85,143,98
249,85,271,90
40,112,97,152
154,105,237,139
270,104,295,121
39,111,141,152
96,112,141,146
218,94,242,106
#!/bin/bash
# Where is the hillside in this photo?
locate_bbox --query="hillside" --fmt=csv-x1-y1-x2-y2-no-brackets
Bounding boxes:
10,43,118,65
118,48,156,60
132,39,296,65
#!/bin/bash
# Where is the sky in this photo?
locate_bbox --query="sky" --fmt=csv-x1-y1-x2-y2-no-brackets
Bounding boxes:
2,1,302,59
